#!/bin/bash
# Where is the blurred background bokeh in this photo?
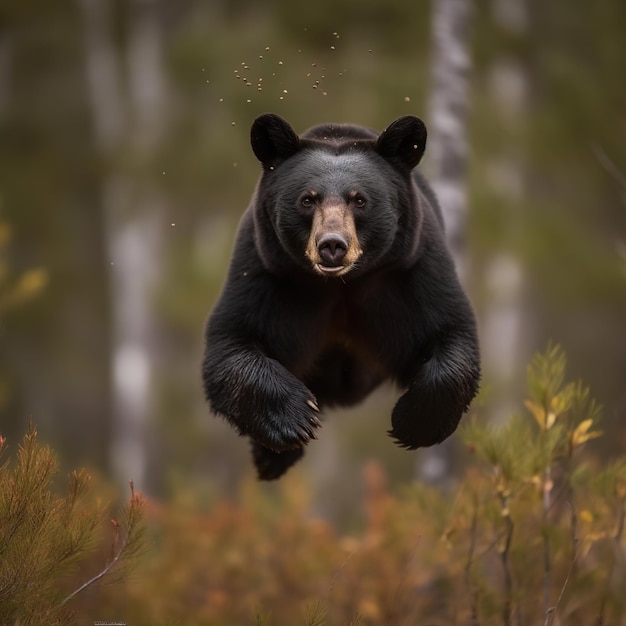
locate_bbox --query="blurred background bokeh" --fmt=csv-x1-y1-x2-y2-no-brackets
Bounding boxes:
1,0,625,524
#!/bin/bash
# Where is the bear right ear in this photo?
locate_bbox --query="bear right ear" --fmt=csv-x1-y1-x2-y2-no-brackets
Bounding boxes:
251,113,300,169
375,116,427,171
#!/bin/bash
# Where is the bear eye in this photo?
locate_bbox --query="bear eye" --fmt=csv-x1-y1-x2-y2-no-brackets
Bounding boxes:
353,194,367,208
300,194,315,209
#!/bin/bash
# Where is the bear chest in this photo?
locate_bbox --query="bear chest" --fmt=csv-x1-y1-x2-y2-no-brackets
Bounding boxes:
317,292,382,362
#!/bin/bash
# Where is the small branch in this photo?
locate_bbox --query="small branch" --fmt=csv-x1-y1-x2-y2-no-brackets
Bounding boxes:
544,549,578,626
62,480,143,606
61,522,129,605
595,494,626,625
465,495,481,626
498,492,514,626
542,466,553,618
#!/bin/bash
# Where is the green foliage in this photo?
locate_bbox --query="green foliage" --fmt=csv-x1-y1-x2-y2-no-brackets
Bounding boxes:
69,346,625,625
0,426,146,625
455,344,623,625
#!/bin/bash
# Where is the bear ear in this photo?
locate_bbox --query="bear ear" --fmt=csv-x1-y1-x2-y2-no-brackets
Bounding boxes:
251,113,300,169
375,116,427,170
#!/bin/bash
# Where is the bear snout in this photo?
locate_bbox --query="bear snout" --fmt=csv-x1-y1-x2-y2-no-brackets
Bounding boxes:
305,202,363,276
318,233,348,268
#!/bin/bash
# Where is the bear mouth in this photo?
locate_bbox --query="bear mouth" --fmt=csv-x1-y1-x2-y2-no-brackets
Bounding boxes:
316,263,348,276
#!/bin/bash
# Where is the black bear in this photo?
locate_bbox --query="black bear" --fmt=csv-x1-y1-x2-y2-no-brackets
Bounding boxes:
203,113,480,480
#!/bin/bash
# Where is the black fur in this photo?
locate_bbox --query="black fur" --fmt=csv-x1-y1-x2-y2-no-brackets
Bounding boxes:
203,113,480,480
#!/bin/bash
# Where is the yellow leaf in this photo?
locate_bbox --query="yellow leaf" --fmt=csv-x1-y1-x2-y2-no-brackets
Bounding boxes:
571,419,602,447
574,419,593,435
546,411,557,429
550,393,570,416
579,510,593,524
525,400,546,429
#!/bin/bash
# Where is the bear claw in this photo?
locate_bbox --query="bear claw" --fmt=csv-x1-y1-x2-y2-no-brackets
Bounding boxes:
307,399,320,412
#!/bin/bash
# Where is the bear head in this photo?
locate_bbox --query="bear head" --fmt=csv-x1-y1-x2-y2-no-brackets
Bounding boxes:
250,113,428,279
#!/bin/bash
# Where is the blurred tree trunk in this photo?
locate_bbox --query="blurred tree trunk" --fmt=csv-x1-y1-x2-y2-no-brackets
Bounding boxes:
427,0,472,284
417,0,473,486
480,0,531,424
79,0,167,491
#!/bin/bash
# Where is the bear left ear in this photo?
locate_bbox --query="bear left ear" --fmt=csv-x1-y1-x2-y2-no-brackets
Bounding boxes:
251,113,300,169
375,116,427,170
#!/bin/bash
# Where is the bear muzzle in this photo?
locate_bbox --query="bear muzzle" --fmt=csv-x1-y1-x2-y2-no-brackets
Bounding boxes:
305,204,363,277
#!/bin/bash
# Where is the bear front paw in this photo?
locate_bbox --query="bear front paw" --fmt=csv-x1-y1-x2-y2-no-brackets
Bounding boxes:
388,383,463,450
244,385,322,453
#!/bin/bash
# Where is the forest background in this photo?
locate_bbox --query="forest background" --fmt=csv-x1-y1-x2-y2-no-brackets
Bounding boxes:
1,0,625,526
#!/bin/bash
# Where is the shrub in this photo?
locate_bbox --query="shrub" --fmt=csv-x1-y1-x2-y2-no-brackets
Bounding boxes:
0,426,145,625
6,346,625,625
74,345,626,625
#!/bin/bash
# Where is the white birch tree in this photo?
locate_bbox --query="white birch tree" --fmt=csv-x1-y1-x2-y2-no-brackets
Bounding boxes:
427,0,473,283
418,0,473,485
78,0,167,490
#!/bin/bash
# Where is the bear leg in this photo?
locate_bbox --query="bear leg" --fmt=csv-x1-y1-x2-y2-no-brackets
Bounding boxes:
389,342,480,449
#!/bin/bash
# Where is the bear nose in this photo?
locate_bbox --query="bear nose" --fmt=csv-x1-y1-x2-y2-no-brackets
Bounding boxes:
317,233,348,267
